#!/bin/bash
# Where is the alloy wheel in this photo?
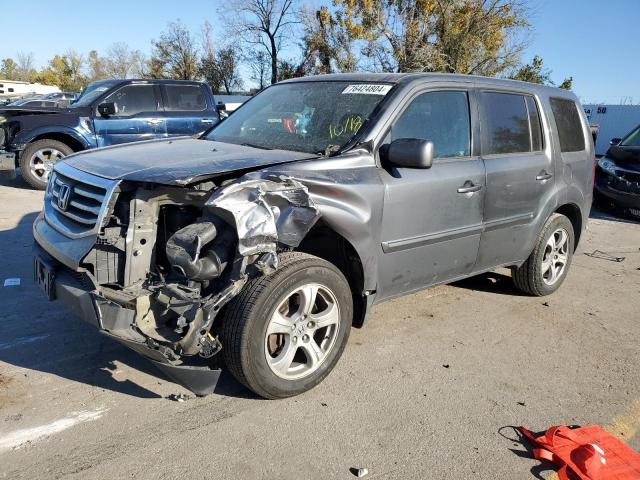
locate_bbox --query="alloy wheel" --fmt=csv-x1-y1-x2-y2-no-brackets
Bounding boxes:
541,227,569,286
264,283,341,380
29,147,65,182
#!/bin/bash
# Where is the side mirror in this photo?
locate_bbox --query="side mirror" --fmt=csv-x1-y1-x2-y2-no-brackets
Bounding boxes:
610,138,621,146
383,138,434,169
97,102,117,117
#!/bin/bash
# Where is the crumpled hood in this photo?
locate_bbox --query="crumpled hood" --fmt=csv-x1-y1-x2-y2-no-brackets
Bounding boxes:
63,138,318,185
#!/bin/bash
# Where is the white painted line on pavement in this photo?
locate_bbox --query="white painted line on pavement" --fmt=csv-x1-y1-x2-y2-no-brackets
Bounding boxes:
0,407,108,453
0,334,51,351
3,278,21,287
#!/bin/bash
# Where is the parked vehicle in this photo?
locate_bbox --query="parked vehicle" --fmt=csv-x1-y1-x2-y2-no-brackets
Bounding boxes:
43,91,79,101
594,124,640,219
8,97,59,108
0,79,220,189
32,73,594,398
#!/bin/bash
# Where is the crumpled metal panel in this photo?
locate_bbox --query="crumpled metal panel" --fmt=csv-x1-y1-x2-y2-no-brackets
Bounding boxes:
205,175,321,264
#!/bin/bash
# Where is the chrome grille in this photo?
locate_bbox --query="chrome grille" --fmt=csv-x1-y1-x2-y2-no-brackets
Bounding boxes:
44,162,119,239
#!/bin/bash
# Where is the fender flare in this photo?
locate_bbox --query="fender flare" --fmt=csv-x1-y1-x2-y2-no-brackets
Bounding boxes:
13,126,94,151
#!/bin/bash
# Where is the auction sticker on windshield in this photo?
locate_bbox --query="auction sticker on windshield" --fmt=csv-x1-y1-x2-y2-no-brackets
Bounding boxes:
342,84,392,95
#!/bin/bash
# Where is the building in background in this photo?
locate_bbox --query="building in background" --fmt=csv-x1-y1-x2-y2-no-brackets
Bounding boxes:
584,104,640,155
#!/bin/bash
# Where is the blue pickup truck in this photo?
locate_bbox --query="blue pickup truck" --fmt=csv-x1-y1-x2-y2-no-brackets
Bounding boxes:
0,79,221,189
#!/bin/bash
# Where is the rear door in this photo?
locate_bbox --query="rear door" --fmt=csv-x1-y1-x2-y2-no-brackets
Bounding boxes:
93,83,166,147
474,90,555,271
160,84,218,138
377,88,485,300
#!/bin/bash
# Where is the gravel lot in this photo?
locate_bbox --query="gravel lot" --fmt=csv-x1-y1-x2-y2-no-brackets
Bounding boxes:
0,174,638,479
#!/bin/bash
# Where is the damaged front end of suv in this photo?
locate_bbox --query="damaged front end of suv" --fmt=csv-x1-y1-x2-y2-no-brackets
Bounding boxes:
34,162,321,395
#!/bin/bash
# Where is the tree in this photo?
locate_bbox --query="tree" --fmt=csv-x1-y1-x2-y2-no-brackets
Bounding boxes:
150,20,200,79
104,42,145,78
201,46,244,93
246,50,270,90
300,5,357,74
332,0,530,75
35,51,87,91
226,0,298,84
87,50,107,81
15,52,36,82
0,58,18,80
276,58,305,81
510,55,573,89
558,77,573,90
509,55,551,84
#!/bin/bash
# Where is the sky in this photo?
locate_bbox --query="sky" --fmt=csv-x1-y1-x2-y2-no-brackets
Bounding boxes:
0,0,637,104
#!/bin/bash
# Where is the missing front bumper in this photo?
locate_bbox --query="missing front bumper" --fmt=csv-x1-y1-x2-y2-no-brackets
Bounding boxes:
33,245,223,396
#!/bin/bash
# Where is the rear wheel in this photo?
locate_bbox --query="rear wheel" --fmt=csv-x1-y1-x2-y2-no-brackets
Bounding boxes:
512,214,575,296
19,139,73,190
221,252,353,399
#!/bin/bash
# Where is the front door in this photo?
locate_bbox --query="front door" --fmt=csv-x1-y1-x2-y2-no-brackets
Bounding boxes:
377,89,485,301
474,90,555,271
93,83,166,147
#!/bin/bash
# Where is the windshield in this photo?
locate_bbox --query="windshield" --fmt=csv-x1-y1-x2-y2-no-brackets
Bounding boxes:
621,126,640,147
205,81,393,154
71,81,119,107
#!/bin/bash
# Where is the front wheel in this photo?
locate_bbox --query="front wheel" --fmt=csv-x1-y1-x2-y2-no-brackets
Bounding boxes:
221,252,353,399
512,213,575,296
19,139,73,190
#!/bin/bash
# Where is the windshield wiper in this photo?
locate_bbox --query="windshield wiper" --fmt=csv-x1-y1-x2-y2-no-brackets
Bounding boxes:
240,142,273,150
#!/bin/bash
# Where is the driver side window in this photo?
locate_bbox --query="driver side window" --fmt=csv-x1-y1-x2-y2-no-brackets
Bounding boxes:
391,90,471,158
103,84,158,117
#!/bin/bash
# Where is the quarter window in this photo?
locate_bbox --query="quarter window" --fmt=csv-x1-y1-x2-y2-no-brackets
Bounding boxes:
103,84,158,117
550,98,585,152
481,92,534,155
164,85,207,111
390,91,471,158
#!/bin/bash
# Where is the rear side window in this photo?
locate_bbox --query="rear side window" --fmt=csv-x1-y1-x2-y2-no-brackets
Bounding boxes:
550,98,585,152
390,90,471,158
480,92,534,155
165,85,207,111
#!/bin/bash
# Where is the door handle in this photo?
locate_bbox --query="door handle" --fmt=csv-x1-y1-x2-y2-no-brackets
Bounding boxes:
536,171,553,181
457,182,482,194
201,118,214,124
146,118,163,126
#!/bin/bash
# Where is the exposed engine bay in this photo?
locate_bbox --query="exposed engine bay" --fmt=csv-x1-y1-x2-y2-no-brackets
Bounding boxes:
74,173,320,382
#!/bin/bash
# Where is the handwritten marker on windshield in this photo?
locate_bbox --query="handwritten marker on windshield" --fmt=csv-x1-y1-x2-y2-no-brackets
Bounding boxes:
3,278,20,287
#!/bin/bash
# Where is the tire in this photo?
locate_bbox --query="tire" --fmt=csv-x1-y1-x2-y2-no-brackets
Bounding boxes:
512,214,575,296
19,139,73,190
221,252,353,399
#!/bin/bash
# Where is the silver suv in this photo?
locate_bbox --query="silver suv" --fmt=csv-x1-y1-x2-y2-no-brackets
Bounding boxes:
33,73,594,398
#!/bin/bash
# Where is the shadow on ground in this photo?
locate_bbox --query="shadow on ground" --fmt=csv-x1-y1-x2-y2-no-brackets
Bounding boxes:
0,170,29,189
452,271,527,296
0,211,250,400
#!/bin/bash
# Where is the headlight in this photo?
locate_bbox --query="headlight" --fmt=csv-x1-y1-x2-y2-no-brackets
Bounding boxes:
598,158,617,175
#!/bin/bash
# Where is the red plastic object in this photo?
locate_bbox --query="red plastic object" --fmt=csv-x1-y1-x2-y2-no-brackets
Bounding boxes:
282,118,296,133
519,425,640,479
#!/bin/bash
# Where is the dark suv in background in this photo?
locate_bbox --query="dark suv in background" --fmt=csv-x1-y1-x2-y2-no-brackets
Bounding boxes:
0,79,220,189
595,124,640,219
32,73,593,398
